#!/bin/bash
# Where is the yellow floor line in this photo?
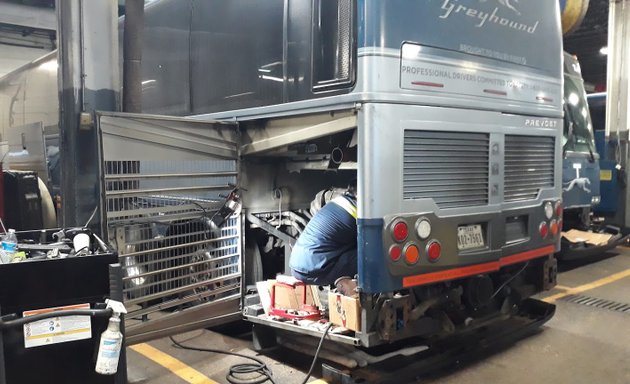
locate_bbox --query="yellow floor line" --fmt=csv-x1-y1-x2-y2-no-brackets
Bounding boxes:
554,284,572,291
307,380,328,384
130,343,219,384
544,268,630,303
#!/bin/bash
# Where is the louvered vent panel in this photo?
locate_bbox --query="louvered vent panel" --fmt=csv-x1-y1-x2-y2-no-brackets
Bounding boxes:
504,135,555,202
403,131,489,208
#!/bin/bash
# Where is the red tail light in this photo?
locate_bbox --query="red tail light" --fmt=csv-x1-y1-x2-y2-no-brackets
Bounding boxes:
539,222,549,238
427,241,442,262
555,201,563,218
392,221,409,242
405,244,420,264
389,245,402,262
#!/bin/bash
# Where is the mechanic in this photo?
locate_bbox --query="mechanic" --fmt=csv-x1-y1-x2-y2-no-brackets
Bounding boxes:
289,192,357,286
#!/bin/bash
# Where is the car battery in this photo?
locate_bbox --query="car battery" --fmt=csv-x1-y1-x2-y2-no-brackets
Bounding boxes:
0,230,126,384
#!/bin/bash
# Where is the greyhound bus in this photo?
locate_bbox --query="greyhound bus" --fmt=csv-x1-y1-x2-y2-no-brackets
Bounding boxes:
1,0,563,349
180,0,562,347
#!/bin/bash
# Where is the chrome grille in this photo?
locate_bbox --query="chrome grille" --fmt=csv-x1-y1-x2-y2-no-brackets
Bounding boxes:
504,135,555,202
403,130,489,208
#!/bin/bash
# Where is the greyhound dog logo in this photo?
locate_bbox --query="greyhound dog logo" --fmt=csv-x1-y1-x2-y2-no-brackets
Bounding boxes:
564,163,592,194
480,0,521,15
564,177,592,194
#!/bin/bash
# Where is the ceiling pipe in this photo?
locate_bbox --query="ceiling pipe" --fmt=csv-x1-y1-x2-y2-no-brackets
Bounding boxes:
123,0,145,113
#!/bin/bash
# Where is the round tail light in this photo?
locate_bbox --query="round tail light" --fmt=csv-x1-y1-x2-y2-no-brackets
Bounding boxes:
555,201,563,218
539,222,549,238
389,245,402,262
544,202,554,220
416,219,432,240
427,241,442,262
550,219,559,236
392,221,408,242
404,244,420,264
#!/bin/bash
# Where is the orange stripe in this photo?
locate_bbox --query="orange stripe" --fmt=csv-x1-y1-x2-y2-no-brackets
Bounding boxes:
403,262,499,287
402,245,554,288
500,245,555,267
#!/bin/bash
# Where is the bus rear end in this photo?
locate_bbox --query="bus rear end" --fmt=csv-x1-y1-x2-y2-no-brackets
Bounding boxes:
353,0,563,345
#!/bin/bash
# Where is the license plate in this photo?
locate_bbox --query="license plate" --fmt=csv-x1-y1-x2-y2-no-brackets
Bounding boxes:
457,225,485,250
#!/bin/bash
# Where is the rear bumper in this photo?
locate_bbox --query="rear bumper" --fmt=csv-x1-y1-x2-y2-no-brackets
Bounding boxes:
402,245,555,288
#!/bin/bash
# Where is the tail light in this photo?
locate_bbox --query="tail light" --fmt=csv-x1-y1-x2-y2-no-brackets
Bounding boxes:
550,219,559,236
539,221,549,238
392,221,409,242
427,241,442,262
544,202,554,220
555,201,563,218
389,245,402,262
416,219,432,240
404,244,420,264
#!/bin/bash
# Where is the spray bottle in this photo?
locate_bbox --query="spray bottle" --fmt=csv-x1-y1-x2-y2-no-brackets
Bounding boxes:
95,299,127,375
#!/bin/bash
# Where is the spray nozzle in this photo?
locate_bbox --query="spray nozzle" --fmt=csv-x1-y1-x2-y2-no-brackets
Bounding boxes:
105,299,127,318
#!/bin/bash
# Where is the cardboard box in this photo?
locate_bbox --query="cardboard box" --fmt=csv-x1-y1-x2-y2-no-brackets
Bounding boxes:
256,278,320,315
562,229,613,246
328,291,361,332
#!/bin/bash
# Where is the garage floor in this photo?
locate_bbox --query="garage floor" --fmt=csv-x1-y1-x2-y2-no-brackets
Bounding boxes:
127,248,630,384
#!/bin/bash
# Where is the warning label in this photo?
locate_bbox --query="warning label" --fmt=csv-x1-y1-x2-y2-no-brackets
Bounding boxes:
23,303,92,349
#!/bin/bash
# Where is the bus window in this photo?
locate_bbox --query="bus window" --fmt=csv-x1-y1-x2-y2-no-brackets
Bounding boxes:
312,0,355,91
563,74,596,154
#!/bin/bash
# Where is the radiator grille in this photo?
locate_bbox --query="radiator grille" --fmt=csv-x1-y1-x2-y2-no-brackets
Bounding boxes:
403,131,489,208
504,135,555,202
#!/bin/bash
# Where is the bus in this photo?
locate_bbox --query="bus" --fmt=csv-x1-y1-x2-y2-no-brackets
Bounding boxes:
1,0,563,350
559,56,625,259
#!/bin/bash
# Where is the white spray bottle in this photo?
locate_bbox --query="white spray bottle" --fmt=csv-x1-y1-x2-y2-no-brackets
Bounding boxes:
95,299,127,375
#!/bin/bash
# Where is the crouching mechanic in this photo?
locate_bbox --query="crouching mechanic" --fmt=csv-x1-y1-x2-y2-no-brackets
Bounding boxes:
289,193,357,286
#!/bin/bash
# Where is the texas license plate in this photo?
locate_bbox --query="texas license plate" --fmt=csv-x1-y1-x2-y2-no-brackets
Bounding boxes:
457,225,484,250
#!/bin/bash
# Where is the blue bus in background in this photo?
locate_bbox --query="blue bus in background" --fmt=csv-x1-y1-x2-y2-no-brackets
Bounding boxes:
562,53,600,224
558,73,627,259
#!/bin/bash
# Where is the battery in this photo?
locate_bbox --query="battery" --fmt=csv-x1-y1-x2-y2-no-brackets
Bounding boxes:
0,231,126,384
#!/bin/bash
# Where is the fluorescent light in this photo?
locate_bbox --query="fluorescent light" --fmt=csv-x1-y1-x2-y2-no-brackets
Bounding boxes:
38,60,58,72
600,46,609,55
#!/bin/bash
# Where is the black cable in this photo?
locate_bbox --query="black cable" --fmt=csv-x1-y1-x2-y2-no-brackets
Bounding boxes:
169,335,277,384
0,309,113,330
490,262,530,300
170,322,333,384
300,323,333,384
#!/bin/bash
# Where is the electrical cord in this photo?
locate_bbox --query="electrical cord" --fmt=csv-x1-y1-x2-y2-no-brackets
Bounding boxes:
169,322,333,384
300,322,333,384
169,335,277,384
490,262,530,300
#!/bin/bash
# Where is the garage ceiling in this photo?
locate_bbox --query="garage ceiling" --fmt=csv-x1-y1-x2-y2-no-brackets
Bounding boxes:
563,0,609,88
0,0,56,77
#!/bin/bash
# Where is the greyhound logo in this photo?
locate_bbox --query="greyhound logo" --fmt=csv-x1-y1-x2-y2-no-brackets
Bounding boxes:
480,0,521,15
564,178,592,194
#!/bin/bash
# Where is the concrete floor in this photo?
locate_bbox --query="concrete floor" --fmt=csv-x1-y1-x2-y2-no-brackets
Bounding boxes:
127,248,630,384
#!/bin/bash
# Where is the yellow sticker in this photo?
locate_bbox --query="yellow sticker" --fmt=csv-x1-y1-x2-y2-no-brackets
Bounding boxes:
600,170,613,181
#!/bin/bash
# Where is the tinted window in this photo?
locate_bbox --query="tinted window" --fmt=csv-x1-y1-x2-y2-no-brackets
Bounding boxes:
312,0,355,91
190,0,285,114
564,74,596,153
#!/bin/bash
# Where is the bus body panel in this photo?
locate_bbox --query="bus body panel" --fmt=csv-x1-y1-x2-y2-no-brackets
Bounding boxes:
357,102,561,292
